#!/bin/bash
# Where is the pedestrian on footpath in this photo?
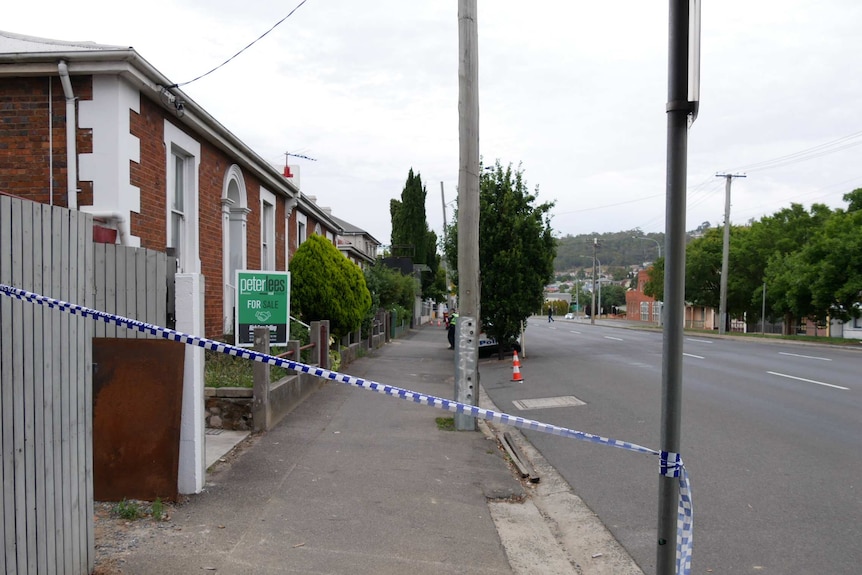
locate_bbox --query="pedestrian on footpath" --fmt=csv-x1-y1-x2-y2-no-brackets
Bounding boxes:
447,310,459,348
548,307,554,322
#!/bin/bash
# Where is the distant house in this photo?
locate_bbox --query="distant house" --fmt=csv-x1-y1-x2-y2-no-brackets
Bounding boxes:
330,214,381,269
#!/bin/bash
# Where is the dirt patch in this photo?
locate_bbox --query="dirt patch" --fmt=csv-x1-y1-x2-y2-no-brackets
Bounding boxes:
92,499,183,574
93,432,258,573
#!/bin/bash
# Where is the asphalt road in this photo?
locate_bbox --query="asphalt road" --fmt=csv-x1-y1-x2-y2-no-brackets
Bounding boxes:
481,317,862,575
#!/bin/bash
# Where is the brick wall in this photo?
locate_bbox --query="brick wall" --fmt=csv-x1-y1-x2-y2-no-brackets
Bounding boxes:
0,75,92,206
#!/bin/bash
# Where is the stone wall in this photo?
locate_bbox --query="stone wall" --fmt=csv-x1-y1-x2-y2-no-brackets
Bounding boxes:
205,387,253,430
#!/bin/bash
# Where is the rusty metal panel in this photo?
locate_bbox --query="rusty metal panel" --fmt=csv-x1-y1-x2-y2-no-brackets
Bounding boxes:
93,338,185,502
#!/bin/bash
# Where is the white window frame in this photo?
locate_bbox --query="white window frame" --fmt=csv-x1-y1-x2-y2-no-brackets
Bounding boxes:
297,211,307,247
164,122,200,273
260,188,276,270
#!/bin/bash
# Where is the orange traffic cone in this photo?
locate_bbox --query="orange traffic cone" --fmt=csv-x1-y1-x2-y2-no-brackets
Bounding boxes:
511,351,523,383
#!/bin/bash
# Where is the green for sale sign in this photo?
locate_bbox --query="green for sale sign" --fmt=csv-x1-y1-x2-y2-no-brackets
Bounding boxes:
235,270,290,347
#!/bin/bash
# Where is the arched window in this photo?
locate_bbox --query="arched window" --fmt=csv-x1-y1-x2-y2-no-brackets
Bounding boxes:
222,164,249,335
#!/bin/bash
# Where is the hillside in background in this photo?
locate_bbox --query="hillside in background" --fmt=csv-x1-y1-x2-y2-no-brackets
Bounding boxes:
553,222,711,273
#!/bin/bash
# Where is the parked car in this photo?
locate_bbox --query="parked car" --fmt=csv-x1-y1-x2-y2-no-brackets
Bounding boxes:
564,312,574,319
448,317,522,355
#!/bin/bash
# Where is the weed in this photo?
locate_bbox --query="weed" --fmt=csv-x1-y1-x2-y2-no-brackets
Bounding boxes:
114,499,141,520
435,417,456,431
329,349,342,371
150,497,164,521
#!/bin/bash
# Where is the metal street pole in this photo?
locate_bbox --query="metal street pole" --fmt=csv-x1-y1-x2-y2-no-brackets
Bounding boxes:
455,0,479,431
657,0,698,572
597,264,603,319
591,239,598,325
634,235,662,259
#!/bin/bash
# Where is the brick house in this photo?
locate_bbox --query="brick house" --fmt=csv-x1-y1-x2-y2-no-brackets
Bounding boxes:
0,30,344,340
626,268,662,324
1,30,355,493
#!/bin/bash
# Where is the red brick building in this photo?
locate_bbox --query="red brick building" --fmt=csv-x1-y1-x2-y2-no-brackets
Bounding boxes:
0,30,346,339
626,268,661,323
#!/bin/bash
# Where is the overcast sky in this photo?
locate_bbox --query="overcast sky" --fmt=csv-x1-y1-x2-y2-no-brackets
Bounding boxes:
6,1,862,247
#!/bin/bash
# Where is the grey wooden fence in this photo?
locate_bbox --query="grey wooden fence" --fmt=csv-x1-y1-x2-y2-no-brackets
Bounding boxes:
1,195,178,573
1,195,94,575
93,242,174,338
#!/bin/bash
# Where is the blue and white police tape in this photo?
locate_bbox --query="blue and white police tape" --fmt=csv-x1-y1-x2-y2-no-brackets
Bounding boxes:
1,283,692,574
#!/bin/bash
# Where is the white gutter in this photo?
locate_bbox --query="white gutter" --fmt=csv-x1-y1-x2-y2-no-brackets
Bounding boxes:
57,60,78,210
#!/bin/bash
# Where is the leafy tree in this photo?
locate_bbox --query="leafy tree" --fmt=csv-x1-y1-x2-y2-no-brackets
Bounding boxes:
569,281,591,312
777,206,862,322
812,208,862,320
764,249,818,326
683,227,723,309
643,257,664,301
444,161,556,355
289,235,371,339
390,169,441,299
599,284,627,312
364,260,416,314
842,187,862,212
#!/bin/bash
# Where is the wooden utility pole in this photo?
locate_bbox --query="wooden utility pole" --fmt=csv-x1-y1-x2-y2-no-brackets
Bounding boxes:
715,173,746,335
455,0,479,431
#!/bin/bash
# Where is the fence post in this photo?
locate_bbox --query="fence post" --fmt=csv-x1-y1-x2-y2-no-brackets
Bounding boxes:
252,327,270,432
286,340,301,369
310,321,321,366
385,311,391,342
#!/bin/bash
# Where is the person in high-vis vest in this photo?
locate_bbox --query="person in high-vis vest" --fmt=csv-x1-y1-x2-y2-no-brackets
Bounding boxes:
447,311,459,349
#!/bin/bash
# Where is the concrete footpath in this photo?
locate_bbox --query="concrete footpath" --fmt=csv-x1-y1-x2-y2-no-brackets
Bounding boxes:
108,324,643,575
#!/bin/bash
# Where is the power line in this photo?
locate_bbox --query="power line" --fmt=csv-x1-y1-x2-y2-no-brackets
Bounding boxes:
722,129,862,174
170,0,310,88
554,193,664,216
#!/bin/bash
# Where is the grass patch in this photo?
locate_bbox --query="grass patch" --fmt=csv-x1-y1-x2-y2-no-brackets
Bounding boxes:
435,417,456,431
205,348,292,388
683,329,860,346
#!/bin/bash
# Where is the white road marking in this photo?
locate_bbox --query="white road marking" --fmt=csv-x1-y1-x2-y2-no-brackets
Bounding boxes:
569,330,582,334
686,338,713,344
778,351,832,361
604,336,623,341
766,371,849,391
683,353,704,359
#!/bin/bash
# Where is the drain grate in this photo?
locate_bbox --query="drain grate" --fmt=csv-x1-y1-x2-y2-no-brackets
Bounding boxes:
512,396,586,411
205,428,224,436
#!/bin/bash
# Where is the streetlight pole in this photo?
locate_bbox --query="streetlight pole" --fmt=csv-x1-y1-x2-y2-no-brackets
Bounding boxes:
633,235,662,259
575,278,579,318
591,239,600,325
579,252,602,324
